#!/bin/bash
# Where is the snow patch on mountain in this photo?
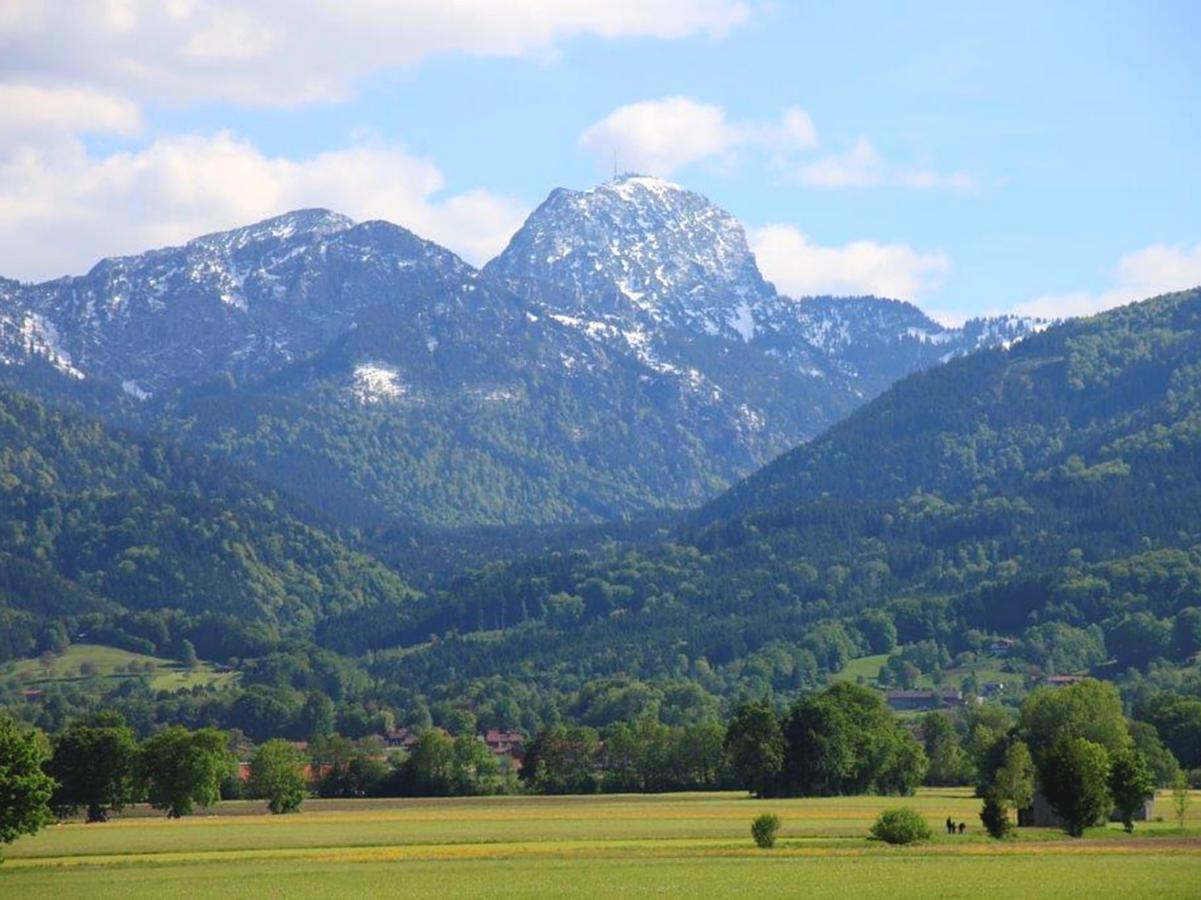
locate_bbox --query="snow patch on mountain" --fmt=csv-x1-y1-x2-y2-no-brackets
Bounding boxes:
122,380,151,400
351,363,406,404
729,300,756,341
3,312,86,379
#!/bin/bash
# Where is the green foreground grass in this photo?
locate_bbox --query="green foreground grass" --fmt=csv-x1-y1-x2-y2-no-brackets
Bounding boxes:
3,789,1199,898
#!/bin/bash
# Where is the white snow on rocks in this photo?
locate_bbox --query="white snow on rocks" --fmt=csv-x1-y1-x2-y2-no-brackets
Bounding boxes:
351,363,406,404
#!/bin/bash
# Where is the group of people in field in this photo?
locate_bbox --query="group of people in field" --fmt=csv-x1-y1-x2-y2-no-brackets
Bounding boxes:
945,817,967,835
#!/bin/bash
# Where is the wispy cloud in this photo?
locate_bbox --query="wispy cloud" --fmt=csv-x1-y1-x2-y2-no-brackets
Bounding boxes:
0,132,526,281
0,83,142,144
0,1,750,107
579,97,975,192
578,97,816,176
788,137,977,192
748,224,950,300
1013,243,1201,319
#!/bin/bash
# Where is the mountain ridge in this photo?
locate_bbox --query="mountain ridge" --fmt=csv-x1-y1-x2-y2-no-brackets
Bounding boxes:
363,287,1201,714
0,178,1046,526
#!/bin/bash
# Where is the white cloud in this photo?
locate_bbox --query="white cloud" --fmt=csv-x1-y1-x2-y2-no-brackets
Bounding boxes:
0,5,751,280
748,224,950,300
579,97,817,176
1014,243,1201,319
0,133,527,281
0,1,749,106
0,84,142,144
793,138,976,193
581,97,731,175
580,99,973,190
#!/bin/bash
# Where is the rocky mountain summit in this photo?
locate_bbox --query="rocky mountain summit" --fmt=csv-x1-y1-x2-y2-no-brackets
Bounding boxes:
489,174,1044,403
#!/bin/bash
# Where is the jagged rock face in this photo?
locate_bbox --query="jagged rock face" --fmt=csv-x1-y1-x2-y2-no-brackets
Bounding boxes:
487,176,773,341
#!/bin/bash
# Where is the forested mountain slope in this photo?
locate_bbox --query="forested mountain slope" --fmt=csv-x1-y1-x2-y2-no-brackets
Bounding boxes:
365,289,1201,713
3,292,1198,740
706,287,1201,522
0,387,417,663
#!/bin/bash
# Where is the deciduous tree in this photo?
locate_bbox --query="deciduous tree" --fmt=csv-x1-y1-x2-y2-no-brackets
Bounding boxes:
138,726,232,818
250,739,306,814
1040,737,1111,837
1108,748,1155,833
723,701,785,797
0,714,55,856
46,712,137,822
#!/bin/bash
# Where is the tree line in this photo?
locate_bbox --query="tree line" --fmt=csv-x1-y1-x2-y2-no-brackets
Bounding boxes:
0,677,1189,860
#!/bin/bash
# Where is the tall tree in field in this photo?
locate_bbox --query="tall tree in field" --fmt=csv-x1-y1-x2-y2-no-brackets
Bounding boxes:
0,713,55,856
138,726,232,818
46,712,138,822
921,712,974,786
980,741,1035,839
250,739,306,814
781,683,927,797
1040,737,1112,837
450,734,499,796
993,741,1036,812
400,730,456,796
724,701,785,797
1108,748,1155,833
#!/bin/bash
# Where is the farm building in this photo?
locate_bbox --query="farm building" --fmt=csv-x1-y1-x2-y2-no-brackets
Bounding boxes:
884,689,963,711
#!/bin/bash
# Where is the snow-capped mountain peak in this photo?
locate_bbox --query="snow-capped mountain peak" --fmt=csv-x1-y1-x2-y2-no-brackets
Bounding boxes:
485,174,772,341
188,208,355,254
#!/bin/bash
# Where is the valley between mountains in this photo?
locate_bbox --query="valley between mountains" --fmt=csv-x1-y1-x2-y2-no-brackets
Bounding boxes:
1,176,1197,768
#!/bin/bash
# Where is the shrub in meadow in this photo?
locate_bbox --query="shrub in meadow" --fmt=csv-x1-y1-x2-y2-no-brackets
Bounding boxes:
979,791,1013,839
870,807,932,845
751,813,781,849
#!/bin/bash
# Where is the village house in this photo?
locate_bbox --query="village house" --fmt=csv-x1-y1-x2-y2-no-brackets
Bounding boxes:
483,729,525,757
884,688,963,712
1044,674,1086,687
383,727,420,750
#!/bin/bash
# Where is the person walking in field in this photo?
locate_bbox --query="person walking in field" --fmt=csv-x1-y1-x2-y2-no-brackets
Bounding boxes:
958,822,966,835
946,817,955,834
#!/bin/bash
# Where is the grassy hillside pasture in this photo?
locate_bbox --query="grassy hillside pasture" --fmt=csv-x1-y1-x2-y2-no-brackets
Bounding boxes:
833,652,1018,695
831,653,891,683
3,790,1198,898
1,644,236,693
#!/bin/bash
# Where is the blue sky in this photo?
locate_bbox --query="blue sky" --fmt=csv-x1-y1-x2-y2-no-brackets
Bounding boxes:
1,1,1198,322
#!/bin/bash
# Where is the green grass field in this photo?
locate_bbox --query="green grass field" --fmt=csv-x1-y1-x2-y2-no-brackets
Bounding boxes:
2,643,237,692
3,789,1198,898
834,652,1018,702
832,653,892,683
